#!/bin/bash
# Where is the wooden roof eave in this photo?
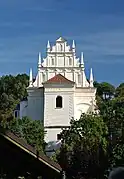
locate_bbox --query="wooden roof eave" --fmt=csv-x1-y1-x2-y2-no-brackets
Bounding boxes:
0,131,62,173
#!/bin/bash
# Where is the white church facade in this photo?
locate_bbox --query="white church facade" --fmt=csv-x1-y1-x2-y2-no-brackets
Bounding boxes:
17,37,96,143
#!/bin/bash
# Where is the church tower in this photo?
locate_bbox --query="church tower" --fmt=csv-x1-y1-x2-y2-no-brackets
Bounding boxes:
23,37,96,143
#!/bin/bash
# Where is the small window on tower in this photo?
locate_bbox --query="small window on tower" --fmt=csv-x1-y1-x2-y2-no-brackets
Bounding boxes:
69,58,72,65
56,96,62,108
51,58,54,65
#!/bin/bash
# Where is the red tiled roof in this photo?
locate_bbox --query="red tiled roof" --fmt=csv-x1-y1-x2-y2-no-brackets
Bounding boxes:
43,74,75,84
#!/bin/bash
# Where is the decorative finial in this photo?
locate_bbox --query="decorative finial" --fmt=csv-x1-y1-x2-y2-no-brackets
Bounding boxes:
81,52,84,65
29,68,33,87
90,68,94,87
72,40,75,48
47,40,50,49
38,52,41,66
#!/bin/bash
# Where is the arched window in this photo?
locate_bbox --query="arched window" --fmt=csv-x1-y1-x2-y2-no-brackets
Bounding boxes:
56,96,62,108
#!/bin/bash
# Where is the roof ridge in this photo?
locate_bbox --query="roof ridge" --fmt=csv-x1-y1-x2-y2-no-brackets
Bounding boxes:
43,74,75,84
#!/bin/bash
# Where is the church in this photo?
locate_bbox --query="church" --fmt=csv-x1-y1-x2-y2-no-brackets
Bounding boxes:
16,37,97,143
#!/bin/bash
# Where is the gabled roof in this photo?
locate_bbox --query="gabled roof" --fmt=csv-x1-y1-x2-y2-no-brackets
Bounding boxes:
43,74,75,85
0,129,62,173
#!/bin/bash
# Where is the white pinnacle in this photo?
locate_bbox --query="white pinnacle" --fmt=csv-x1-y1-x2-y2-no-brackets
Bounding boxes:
90,68,94,87
72,40,75,48
29,68,33,87
81,52,84,65
38,52,41,65
47,40,50,49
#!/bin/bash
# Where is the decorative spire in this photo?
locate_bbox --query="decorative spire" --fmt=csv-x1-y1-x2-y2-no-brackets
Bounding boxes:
38,52,41,67
29,68,33,87
47,40,50,49
81,52,84,65
89,68,94,87
72,40,75,48
72,40,75,53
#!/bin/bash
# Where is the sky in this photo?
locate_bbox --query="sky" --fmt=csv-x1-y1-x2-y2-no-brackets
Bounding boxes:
0,0,124,86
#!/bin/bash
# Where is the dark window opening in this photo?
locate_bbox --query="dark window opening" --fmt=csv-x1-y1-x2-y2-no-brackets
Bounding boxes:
56,96,62,108
57,134,61,140
14,110,19,118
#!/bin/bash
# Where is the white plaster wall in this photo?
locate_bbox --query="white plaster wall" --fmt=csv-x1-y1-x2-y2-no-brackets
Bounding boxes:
65,72,73,81
44,85,96,142
27,88,44,121
44,84,74,116
44,91,74,127
57,56,64,67
20,100,28,119
44,128,62,143
47,72,55,80
44,84,74,142
74,87,96,119
75,103,91,120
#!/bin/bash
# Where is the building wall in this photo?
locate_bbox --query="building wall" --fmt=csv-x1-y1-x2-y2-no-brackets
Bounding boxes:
44,84,74,142
44,128,62,142
20,100,28,119
36,67,86,88
25,37,97,143
74,87,96,119
27,88,44,121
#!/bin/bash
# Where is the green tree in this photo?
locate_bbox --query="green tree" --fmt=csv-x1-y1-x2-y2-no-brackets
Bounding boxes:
1,117,45,152
0,74,29,121
94,81,115,100
109,97,124,168
115,83,124,98
14,74,29,100
97,95,124,171
56,114,108,179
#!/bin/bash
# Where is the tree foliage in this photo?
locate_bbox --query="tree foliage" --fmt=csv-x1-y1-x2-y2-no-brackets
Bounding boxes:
56,114,108,179
50,81,124,178
94,81,115,100
0,74,29,121
0,74,46,153
0,74,46,178
0,116,45,152
1,74,124,178
115,83,124,98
